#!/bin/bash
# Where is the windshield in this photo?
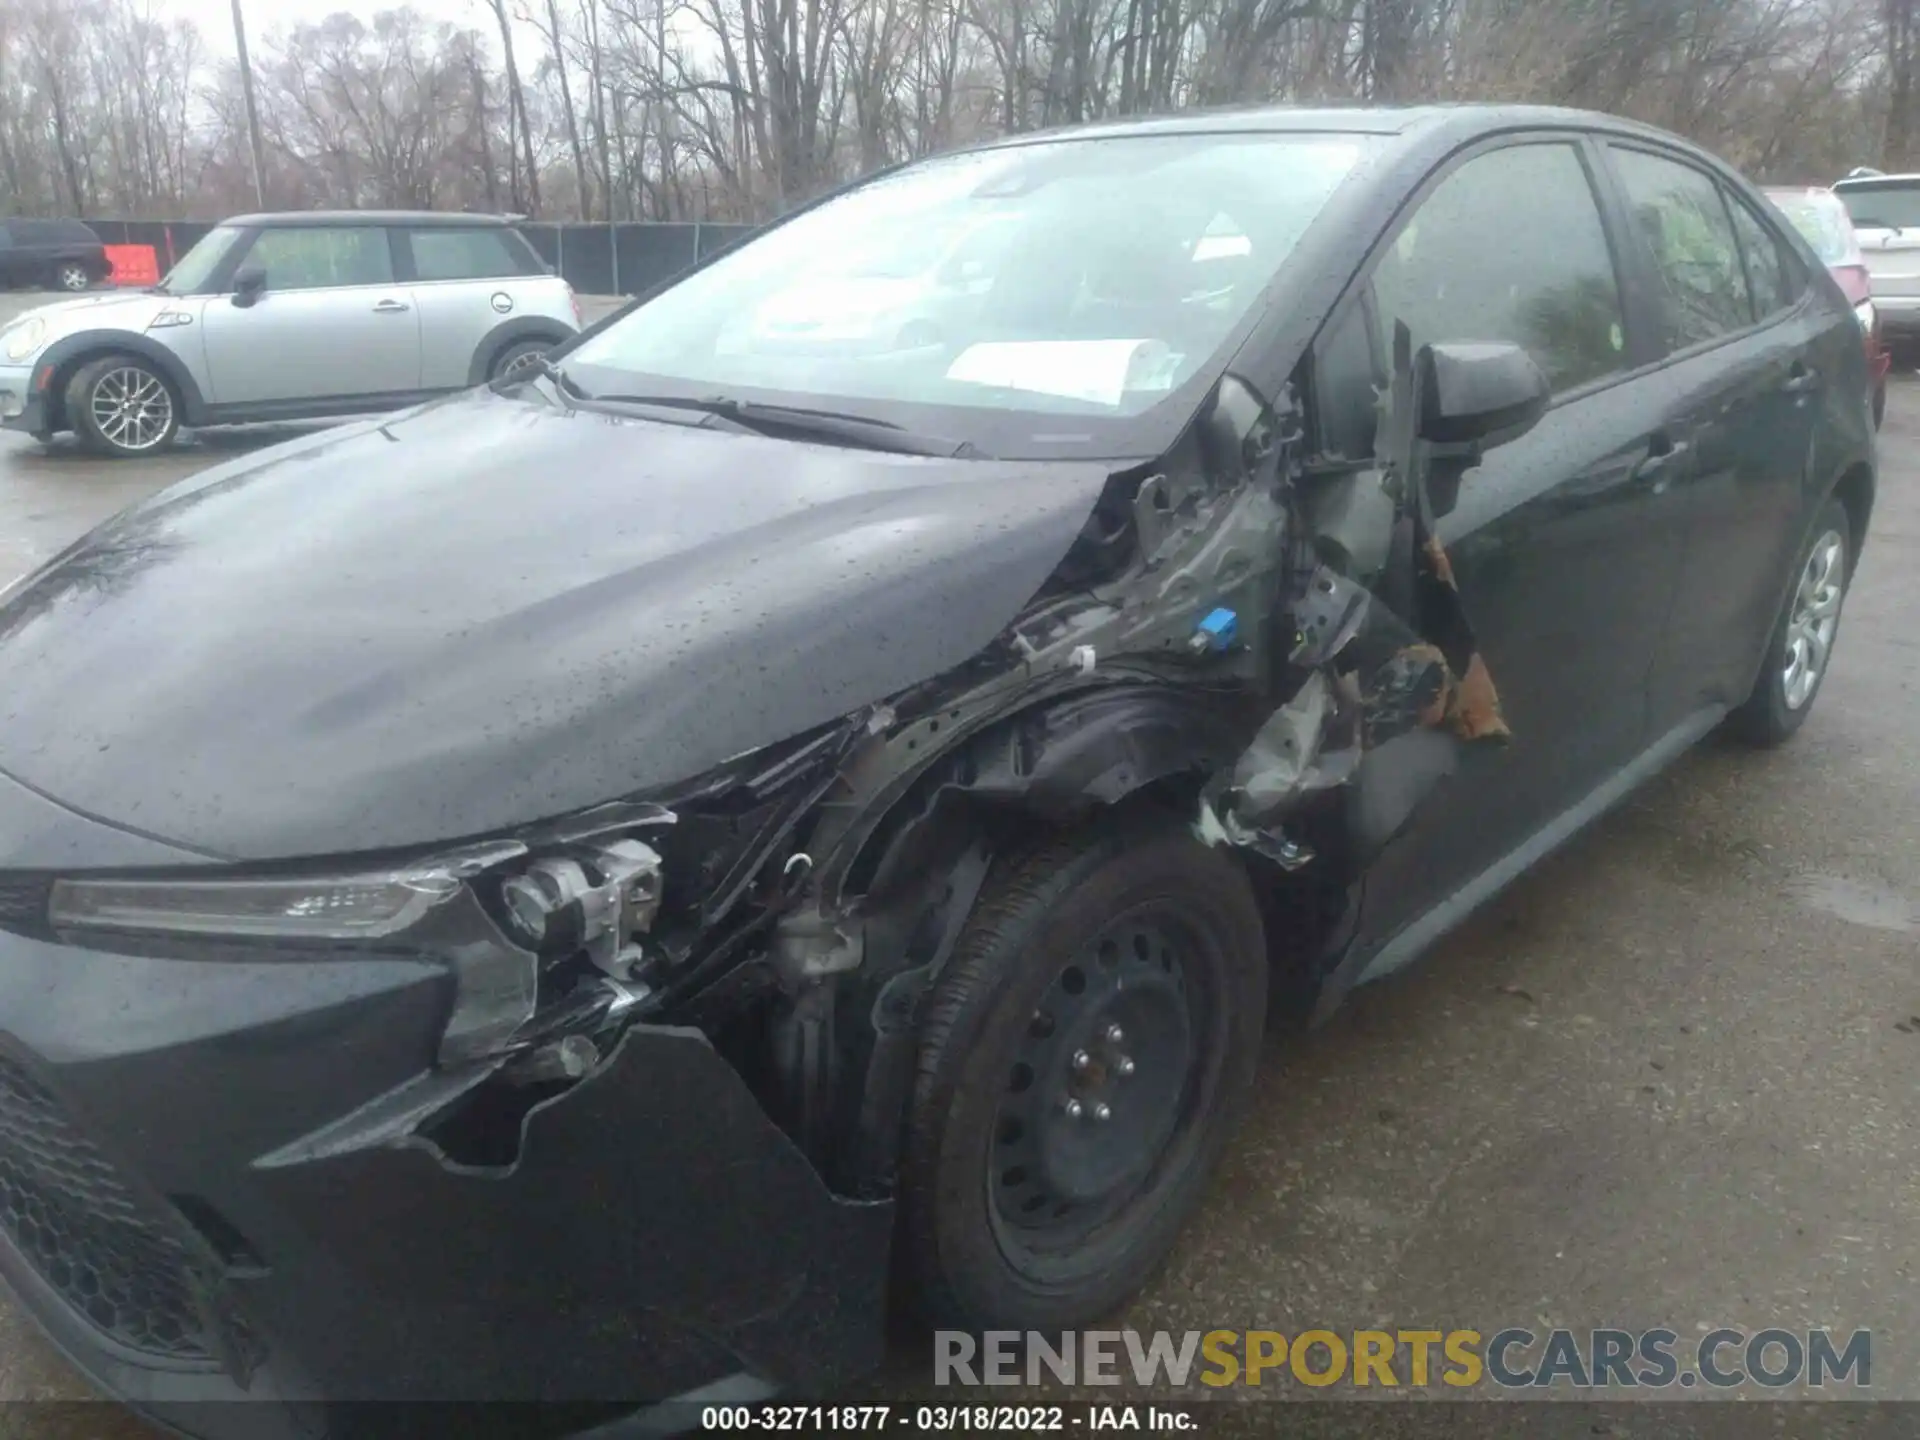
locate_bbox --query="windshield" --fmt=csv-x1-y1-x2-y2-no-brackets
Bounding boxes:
1832,181,1920,232
1765,191,1858,265
566,132,1373,446
161,226,243,294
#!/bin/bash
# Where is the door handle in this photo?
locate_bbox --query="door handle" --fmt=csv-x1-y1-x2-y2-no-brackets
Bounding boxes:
373,299,410,314
1781,363,1820,395
1630,436,1691,487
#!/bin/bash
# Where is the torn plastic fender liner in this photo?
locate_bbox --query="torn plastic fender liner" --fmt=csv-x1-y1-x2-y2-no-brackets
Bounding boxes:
246,1024,892,1400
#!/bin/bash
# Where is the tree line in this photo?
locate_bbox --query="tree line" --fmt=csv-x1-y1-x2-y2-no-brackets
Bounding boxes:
0,0,1909,225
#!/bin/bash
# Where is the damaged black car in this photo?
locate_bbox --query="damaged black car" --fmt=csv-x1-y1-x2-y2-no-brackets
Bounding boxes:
0,104,1874,1434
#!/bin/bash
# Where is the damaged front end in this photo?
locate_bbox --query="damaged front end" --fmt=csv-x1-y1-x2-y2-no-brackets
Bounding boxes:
355,325,1541,1216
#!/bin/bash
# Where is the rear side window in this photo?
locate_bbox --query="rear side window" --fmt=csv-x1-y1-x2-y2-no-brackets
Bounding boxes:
1369,142,1628,396
242,226,394,290
1725,192,1798,320
50,220,98,244
1833,181,1920,232
1610,147,1751,351
405,227,540,282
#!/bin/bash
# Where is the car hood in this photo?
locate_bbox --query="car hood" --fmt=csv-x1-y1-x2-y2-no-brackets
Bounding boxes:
10,290,168,334
0,389,1115,862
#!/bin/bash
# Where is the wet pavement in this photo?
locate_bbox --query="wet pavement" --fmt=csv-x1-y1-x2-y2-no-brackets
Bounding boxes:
0,291,1915,1426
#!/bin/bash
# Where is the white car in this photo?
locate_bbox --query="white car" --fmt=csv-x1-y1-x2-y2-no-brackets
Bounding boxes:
1830,172,1920,341
0,211,581,458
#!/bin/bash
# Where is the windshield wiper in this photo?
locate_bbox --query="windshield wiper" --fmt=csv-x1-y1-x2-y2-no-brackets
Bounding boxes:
582,393,977,457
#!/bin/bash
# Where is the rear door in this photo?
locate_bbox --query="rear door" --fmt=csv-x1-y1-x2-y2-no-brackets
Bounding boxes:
1308,134,1691,956
1602,145,1831,735
198,225,421,406
396,225,549,387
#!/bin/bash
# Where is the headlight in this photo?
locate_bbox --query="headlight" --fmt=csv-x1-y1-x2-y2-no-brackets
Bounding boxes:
1855,299,1876,334
50,869,461,940
45,816,672,1067
3,317,47,363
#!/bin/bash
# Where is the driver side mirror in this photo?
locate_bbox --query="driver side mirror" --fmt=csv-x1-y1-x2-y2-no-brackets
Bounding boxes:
1416,341,1549,450
231,265,267,308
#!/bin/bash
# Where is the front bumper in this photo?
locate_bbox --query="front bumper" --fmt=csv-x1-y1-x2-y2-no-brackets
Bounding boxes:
0,362,49,435
0,790,892,1437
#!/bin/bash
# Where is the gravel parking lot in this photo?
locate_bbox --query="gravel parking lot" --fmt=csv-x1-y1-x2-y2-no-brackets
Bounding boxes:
0,287,1916,1428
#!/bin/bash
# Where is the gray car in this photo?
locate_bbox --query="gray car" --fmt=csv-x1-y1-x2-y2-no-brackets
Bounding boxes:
0,211,580,457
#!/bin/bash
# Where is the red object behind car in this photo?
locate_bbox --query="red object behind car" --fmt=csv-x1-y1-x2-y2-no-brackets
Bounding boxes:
1766,186,1890,428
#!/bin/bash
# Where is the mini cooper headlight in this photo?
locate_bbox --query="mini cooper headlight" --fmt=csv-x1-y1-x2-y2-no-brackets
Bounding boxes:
2,317,48,363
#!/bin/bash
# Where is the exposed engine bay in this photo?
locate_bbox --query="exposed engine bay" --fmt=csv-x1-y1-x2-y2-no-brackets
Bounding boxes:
418,324,1518,1193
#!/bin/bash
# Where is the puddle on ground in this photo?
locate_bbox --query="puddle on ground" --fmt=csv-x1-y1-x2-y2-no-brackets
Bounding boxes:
1784,873,1918,934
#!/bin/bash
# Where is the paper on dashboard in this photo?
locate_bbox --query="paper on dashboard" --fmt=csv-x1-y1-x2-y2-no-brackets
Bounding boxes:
944,339,1180,407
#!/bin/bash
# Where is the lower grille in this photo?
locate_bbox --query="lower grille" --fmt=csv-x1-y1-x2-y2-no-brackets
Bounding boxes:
0,1051,257,1368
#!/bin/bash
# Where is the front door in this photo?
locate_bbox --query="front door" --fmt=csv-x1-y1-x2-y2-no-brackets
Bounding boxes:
199,225,421,407
1309,136,1691,963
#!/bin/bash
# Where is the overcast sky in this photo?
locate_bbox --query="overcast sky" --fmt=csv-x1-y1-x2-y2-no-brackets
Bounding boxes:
174,0,524,58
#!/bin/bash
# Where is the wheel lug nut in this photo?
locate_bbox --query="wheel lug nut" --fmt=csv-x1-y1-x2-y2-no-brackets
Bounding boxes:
1062,1098,1084,1119
1117,1056,1136,1077
1092,1102,1112,1122
1105,1024,1125,1045
1072,1049,1091,1072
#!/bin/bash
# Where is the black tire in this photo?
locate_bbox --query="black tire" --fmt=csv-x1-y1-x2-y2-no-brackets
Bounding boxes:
899,822,1268,1330
64,355,181,459
54,262,91,292
488,339,553,382
1728,496,1852,747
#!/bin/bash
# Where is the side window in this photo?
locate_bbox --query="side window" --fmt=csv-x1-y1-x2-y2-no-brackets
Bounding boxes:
241,227,393,291
1609,147,1751,350
406,227,536,282
1314,297,1380,461
1370,142,1628,396
1725,191,1797,320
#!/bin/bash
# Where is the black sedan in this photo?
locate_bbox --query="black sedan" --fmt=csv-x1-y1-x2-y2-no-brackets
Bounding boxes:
0,103,1873,1433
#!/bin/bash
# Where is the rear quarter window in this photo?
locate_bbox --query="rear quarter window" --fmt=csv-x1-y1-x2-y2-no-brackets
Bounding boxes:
405,227,543,282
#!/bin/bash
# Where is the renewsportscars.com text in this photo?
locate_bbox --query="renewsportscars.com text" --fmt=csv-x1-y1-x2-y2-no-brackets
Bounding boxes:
935,1327,1871,1390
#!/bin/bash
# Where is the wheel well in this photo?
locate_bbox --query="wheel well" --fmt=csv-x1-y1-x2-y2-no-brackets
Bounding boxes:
1832,462,1874,573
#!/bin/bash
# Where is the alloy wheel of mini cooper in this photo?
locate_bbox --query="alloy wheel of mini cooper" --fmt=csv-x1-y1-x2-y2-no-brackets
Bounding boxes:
491,341,551,382
900,823,1268,1329
66,357,180,458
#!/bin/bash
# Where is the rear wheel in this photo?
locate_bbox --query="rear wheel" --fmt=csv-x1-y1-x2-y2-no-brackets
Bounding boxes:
488,339,553,383
900,822,1267,1329
1729,497,1851,746
54,262,90,292
65,356,180,458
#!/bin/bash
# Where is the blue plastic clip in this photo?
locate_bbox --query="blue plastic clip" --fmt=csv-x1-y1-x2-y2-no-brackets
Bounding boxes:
1192,607,1238,653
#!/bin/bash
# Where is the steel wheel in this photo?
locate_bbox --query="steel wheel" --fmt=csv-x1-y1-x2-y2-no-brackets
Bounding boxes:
1782,529,1845,711
88,366,175,454
57,263,90,291
990,910,1197,1259
900,823,1268,1330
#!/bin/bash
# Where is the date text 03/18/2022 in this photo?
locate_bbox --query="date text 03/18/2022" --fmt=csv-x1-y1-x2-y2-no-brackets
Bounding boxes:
700,1405,1193,1432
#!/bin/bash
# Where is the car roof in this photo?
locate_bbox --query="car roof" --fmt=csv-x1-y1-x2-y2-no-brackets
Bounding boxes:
1833,173,1920,186
962,101,1710,151
223,211,524,229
